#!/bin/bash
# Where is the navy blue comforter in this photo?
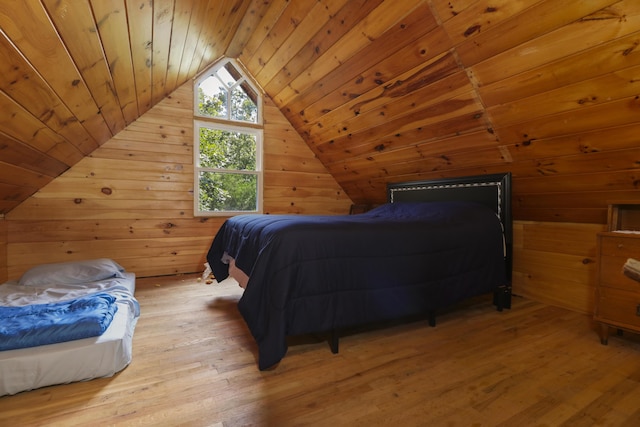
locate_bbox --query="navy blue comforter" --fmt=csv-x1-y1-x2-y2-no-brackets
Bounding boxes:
208,201,507,369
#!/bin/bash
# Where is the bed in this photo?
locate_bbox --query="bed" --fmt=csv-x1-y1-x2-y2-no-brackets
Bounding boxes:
207,172,512,370
0,259,139,396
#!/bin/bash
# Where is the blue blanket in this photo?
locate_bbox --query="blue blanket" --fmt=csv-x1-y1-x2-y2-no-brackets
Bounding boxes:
0,293,118,351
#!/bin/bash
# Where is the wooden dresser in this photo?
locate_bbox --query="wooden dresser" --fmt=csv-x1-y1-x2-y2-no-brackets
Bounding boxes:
595,202,640,344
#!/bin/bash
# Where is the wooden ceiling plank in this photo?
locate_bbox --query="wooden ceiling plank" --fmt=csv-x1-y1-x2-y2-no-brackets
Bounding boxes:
0,31,99,155
0,160,53,191
478,31,640,107
225,0,276,59
471,0,640,87
508,122,640,162
324,131,498,176
454,0,618,67
330,145,508,184
164,0,196,94
0,0,112,144
42,0,127,135
495,94,640,145
253,0,348,85
262,0,382,97
322,128,496,167
311,103,485,155
0,181,39,203
301,50,463,145
273,0,426,107
125,0,153,116
244,0,317,74
149,0,174,105
184,0,228,88
0,131,68,177
335,133,503,174
185,0,229,79
207,0,255,72
174,0,208,85
237,0,289,68
488,64,640,128
428,0,480,24
306,73,476,148
90,0,139,125
283,2,442,131
441,0,543,47
0,90,83,165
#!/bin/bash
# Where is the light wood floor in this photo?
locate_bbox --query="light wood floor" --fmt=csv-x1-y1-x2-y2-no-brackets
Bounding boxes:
2,273,640,426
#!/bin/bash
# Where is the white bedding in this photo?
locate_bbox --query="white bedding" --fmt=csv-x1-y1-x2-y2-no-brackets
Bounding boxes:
0,272,138,396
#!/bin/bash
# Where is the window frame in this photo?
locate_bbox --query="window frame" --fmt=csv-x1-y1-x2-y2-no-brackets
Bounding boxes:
193,58,264,217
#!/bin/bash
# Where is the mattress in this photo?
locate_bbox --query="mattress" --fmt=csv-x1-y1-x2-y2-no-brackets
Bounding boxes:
0,273,138,396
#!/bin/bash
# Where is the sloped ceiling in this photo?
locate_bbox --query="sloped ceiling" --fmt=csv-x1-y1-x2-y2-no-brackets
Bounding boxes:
1,0,640,222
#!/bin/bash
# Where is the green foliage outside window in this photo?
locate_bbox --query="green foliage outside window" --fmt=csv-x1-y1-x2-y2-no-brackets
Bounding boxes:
195,59,262,214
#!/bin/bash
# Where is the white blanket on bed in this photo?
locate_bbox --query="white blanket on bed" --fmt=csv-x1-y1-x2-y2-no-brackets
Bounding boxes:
0,278,138,313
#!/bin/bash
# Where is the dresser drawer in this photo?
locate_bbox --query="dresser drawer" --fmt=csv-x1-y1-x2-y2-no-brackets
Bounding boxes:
599,257,640,291
595,286,640,330
597,234,640,291
599,233,640,256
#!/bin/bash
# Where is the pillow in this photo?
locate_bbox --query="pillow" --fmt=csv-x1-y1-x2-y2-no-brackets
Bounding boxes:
19,258,126,287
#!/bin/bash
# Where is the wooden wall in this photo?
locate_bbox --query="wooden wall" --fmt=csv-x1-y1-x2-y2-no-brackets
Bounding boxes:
0,216,6,283
512,221,605,315
4,81,352,280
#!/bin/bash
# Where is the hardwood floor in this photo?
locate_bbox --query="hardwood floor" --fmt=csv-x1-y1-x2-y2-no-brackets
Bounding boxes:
2,273,640,426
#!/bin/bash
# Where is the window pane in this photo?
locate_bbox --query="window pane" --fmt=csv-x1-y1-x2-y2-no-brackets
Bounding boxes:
231,84,258,123
199,128,257,170
199,171,258,212
217,65,237,87
197,75,227,119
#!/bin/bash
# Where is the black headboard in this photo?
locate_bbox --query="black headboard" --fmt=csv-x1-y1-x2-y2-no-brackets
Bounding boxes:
387,172,512,284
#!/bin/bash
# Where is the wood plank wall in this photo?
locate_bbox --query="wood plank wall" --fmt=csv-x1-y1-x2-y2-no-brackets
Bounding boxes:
3,81,352,280
513,221,605,315
0,216,6,283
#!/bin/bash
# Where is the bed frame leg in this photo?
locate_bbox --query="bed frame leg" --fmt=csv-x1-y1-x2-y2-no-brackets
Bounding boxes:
493,285,512,311
330,329,339,354
428,310,436,327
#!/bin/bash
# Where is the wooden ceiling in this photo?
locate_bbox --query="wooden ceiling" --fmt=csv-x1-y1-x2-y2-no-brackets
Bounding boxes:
2,0,640,222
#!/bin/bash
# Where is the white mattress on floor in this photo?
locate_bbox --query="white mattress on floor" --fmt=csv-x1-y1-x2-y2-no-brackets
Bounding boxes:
0,273,138,396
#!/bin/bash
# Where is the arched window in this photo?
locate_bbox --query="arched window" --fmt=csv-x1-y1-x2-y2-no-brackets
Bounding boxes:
194,58,263,215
